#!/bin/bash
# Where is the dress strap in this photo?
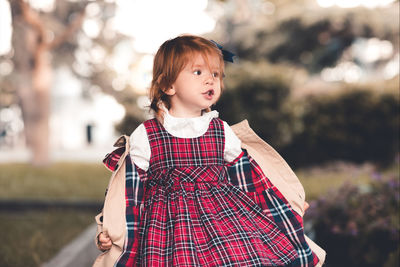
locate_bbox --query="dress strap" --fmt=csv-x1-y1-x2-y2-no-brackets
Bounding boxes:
143,118,164,144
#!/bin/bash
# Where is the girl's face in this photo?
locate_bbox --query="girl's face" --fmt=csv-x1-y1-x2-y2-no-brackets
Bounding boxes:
165,53,221,117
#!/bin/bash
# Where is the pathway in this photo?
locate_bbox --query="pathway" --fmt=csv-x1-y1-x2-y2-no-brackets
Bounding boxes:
41,223,100,267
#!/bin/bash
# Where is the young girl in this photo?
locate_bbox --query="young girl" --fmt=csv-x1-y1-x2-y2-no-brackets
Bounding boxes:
94,35,325,267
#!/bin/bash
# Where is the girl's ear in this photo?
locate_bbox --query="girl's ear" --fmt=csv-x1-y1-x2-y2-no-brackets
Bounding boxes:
164,86,176,96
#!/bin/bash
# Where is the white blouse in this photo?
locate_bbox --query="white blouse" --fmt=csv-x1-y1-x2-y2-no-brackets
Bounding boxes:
129,109,242,171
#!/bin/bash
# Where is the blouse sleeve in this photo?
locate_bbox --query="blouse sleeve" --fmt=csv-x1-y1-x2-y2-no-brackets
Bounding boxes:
129,124,151,171
223,121,243,163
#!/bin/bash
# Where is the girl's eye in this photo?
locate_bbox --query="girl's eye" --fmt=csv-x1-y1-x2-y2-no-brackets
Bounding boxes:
213,72,219,78
193,70,202,75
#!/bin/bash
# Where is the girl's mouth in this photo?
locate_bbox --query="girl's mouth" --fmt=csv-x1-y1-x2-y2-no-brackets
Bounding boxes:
203,89,215,100
205,89,214,97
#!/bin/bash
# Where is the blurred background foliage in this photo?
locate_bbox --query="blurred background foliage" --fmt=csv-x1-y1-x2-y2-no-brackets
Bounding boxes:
215,62,399,168
231,6,398,72
211,0,400,168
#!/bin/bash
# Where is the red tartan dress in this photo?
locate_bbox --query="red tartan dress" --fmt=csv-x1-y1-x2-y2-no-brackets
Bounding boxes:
134,117,299,266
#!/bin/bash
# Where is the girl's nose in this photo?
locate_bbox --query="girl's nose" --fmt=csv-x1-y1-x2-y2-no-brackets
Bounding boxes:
205,73,214,84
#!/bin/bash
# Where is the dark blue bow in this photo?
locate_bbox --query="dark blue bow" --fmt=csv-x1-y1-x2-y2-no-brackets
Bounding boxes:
211,40,235,63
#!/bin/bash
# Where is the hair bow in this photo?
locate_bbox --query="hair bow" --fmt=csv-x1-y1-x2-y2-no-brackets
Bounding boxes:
211,40,235,63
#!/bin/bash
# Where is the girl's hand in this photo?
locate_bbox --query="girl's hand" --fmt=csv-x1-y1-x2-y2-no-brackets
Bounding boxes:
98,232,112,251
303,201,310,212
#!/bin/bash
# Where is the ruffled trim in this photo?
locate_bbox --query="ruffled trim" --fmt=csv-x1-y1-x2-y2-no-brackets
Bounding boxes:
162,106,219,138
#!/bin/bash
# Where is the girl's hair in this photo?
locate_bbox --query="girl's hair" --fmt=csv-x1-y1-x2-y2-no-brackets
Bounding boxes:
149,35,225,119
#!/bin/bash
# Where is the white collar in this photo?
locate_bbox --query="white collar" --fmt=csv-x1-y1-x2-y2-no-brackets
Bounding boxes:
162,107,219,138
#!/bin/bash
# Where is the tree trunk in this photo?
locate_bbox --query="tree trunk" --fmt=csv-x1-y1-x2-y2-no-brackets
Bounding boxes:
30,46,51,165
11,1,51,165
10,0,85,166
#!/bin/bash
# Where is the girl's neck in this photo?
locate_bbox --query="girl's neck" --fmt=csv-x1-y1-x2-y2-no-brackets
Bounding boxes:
168,107,202,118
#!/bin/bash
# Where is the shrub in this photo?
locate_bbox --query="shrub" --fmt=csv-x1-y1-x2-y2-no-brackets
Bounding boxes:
305,172,399,267
218,62,399,167
282,89,399,167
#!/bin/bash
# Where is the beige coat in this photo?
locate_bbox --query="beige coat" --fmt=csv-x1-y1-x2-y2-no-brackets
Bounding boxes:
93,120,326,267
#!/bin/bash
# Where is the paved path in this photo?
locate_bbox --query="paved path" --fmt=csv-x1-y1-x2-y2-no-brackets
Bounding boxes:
41,224,100,267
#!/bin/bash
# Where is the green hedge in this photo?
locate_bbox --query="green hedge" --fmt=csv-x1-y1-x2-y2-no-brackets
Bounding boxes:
216,66,399,167
282,89,399,167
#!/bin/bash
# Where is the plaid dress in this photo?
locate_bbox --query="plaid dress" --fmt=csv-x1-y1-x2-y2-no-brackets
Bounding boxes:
111,117,319,267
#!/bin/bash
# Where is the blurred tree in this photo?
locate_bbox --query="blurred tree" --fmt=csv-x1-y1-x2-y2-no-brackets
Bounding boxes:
3,0,143,165
215,0,399,72
9,0,86,165
211,0,399,166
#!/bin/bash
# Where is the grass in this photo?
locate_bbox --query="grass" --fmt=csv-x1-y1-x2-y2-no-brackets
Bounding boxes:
0,162,110,201
297,161,398,201
0,162,111,266
0,209,96,267
297,162,373,201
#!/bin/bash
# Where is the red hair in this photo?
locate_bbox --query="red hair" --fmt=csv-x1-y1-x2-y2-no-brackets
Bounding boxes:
149,35,224,119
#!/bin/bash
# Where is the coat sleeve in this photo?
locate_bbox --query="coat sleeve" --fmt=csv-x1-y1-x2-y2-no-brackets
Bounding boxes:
115,155,147,266
94,145,127,251
95,138,147,267
226,150,320,267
